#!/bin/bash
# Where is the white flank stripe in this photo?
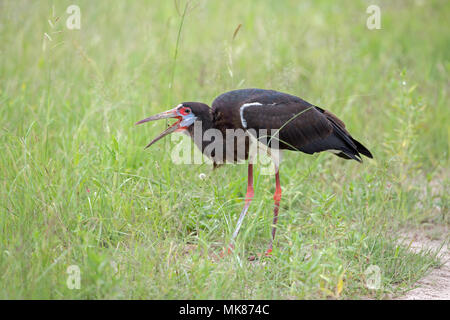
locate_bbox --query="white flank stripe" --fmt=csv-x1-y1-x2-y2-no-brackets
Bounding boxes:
328,149,341,154
240,102,262,128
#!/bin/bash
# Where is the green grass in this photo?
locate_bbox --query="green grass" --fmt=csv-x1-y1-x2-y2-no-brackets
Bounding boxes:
0,0,448,299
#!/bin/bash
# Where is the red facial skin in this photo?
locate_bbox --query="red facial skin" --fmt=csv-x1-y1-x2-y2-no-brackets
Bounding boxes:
176,107,192,131
178,107,191,116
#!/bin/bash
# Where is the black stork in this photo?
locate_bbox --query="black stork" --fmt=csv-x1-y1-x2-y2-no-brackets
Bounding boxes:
136,88,373,258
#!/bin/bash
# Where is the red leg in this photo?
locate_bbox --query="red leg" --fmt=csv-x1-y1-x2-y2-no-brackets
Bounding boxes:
221,164,254,257
247,167,281,261
266,168,281,256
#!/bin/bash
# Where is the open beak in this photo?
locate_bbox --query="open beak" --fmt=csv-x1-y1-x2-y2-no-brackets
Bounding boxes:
135,108,181,148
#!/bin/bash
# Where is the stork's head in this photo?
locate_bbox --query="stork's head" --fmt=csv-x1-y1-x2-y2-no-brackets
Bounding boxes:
136,102,210,148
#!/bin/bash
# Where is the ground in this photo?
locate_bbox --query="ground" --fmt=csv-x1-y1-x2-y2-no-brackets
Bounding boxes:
0,0,448,299
396,227,449,300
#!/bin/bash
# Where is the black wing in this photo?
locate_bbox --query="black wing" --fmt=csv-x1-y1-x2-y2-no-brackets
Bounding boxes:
241,97,372,162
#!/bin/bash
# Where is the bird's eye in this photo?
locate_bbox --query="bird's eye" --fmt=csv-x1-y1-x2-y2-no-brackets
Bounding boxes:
179,107,191,115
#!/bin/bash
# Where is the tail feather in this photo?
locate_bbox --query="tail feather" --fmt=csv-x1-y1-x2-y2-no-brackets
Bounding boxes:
328,120,372,162
351,138,373,159
325,113,373,161
295,106,373,163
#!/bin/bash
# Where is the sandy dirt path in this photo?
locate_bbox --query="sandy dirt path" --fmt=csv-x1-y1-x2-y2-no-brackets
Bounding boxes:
397,229,449,300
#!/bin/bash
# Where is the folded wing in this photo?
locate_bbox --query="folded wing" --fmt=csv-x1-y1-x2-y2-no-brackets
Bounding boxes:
241,97,372,162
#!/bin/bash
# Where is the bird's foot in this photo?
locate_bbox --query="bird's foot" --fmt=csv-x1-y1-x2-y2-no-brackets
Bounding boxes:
248,248,272,261
219,244,235,258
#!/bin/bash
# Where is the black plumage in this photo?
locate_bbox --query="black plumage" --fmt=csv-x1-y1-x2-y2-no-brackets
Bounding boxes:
137,88,373,258
211,88,372,163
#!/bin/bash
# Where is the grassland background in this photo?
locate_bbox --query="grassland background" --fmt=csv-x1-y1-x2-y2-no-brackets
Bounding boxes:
0,0,448,299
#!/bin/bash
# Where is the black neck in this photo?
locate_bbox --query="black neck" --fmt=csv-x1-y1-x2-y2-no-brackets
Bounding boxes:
186,111,214,154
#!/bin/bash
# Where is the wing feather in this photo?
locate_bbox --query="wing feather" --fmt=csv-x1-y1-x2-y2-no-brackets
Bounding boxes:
241,99,334,152
211,89,372,161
